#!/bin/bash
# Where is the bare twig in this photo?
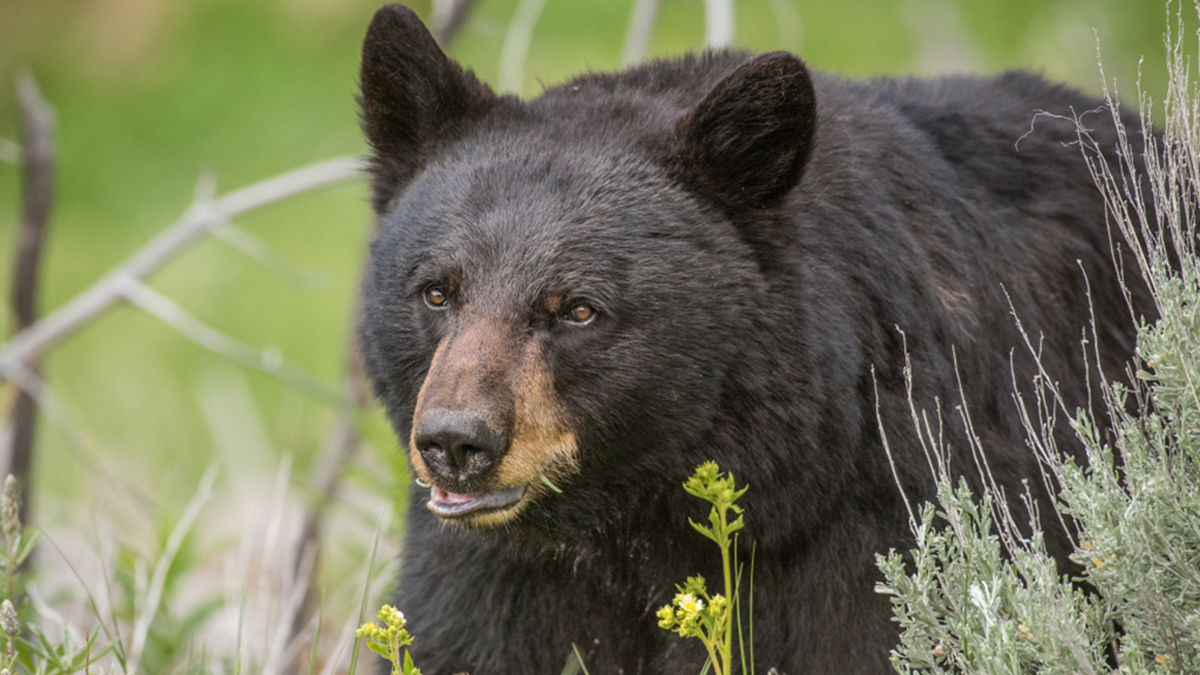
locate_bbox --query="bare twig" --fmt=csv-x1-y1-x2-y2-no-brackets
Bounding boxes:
119,279,352,411
0,156,364,382
211,224,328,291
765,0,802,52
13,72,54,332
0,140,20,166
7,70,56,533
622,0,662,67
431,0,481,48
703,0,735,49
282,271,371,675
499,0,550,93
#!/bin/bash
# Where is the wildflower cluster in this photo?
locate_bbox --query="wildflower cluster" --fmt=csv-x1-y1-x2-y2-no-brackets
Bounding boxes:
682,461,747,550
657,462,749,675
357,605,422,675
656,576,729,644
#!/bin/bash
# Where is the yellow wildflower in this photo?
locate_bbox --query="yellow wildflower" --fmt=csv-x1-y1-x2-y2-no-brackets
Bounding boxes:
656,605,675,629
677,593,704,615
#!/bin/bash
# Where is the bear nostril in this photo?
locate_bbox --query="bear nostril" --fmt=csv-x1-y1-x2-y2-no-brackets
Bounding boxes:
413,410,507,482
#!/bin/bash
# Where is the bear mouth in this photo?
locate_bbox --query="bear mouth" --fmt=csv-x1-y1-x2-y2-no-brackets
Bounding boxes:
426,484,528,519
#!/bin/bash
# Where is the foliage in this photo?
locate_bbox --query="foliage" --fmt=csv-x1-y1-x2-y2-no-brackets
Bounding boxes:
0,474,114,675
657,462,749,675
876,3,1200,674
356,605,421,675
0,477,36,605
16,623,109,675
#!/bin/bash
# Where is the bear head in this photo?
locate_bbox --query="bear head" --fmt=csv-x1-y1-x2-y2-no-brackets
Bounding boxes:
357,4,817,530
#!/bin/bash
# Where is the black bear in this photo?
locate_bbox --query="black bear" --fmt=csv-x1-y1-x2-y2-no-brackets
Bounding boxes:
356,5,1150,674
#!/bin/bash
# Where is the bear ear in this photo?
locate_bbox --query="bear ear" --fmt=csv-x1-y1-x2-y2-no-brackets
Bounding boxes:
675,52,817,210
359,4,498,213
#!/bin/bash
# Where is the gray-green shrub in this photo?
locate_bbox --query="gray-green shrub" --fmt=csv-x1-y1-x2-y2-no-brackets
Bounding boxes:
877,4,1200,674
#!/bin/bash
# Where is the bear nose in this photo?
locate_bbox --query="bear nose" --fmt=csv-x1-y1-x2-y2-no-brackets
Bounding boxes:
413,409,507,484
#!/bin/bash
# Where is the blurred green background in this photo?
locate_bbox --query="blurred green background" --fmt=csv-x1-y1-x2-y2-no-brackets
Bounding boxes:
0,0,1175,517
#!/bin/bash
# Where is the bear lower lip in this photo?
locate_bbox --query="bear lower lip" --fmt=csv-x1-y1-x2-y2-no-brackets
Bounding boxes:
427,484,527,518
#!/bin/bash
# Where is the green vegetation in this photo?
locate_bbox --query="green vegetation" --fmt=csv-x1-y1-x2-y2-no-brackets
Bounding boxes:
362,461,751,675
877,5,1200,672
356,605,422,675
656,462,750,675
0,474,114,675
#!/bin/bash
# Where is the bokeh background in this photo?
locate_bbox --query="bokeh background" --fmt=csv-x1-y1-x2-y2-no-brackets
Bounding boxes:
0,0,1172,516
0,0,1182,670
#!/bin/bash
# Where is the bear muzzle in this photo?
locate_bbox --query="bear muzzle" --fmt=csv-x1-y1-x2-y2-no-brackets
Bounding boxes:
408,322,581,526
413,407,508,491
412,408,531,522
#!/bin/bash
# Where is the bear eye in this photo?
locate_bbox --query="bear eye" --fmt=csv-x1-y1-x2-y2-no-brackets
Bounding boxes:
423,285,449,310
563,302,596,325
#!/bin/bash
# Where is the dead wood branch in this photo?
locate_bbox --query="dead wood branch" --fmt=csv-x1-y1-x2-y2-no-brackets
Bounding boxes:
432,0,481,47
703,0,734,49
281,246,373,675
622,0,661,66
119,279,351,410
0,156,363,383
7,70,56,531
499,0,550,93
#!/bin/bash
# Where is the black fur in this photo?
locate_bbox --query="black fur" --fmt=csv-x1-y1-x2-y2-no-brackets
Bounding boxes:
356,5,1152,674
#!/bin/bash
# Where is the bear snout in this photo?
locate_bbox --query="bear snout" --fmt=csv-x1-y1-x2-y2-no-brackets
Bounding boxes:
413,407,508,491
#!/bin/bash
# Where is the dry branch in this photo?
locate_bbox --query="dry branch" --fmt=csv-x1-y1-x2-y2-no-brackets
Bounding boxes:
282,302,371,672
119,279,351,410
432,0,481,47
0,153,366,673
499,0,550,93
0,156,364,382
622,0,662,66
7,70,56,531
12,72,54,332
703,0,734,49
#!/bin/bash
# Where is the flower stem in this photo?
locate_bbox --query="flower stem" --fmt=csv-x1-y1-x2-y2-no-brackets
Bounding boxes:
704,637,723,675
721,534,733,675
